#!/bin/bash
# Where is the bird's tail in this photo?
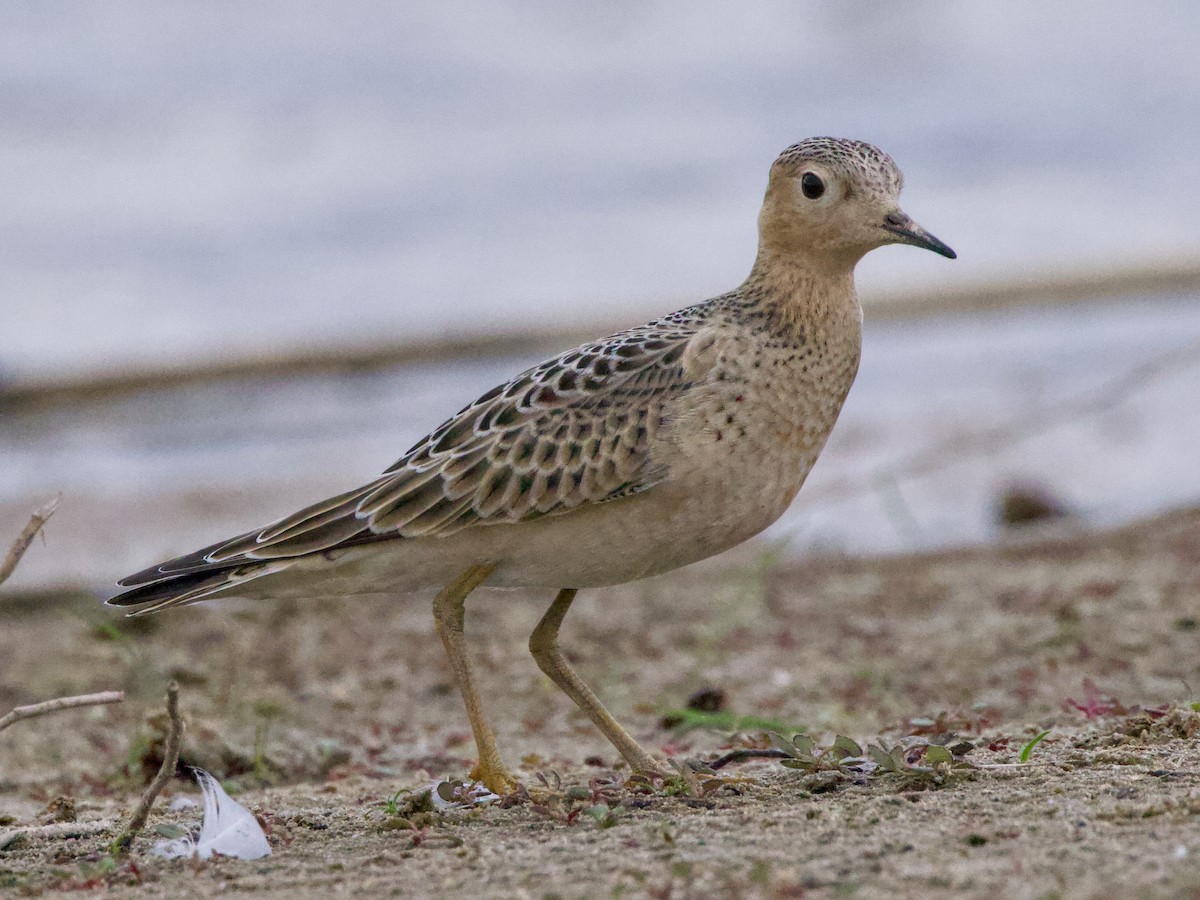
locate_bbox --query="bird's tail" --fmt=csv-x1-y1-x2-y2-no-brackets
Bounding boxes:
105,560,296,616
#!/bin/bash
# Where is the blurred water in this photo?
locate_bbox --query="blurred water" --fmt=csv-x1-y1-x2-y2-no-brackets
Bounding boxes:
2,2,1199,382
4,293,1199,592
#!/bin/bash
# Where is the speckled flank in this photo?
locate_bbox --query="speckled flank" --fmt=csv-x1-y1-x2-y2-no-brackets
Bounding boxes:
108,137,941,611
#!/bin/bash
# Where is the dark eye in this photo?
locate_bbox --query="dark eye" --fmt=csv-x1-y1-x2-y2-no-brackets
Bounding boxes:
800,172,825,199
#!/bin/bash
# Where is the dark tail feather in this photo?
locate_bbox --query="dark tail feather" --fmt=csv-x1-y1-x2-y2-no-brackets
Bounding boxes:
106,560,296,616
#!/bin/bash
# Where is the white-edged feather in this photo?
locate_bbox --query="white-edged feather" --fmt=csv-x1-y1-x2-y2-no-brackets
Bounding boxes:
152,768,271,860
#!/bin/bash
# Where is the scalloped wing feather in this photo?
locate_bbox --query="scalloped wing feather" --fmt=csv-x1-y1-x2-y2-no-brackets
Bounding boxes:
359,323,698,532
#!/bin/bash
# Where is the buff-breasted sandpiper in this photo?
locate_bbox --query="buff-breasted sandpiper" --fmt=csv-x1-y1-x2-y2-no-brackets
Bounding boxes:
109,137,955,793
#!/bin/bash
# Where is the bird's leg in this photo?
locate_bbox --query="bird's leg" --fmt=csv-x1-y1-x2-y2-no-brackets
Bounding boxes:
529,588,665,778
431,562,517,795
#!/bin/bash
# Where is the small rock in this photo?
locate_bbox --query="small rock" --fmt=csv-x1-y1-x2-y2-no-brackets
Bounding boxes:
799,771,843,794
39,796,76,824
995,481,1069,528
685,687,726,713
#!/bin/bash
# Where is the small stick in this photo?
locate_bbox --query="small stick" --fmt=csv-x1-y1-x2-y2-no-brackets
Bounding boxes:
0,495,60,587
0,820,116,851
704,748,791,771
0,691,124,733
114,681,183,852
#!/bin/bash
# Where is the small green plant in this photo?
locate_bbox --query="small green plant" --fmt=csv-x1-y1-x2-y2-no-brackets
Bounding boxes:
661,760,738,799
1019,729,1051,762
583,802,624,829
382,788,405,817
521,772,659,826
373,786,439,831
868,741,951,771
770,732,865,773
768,732,974,790
89,620,129,643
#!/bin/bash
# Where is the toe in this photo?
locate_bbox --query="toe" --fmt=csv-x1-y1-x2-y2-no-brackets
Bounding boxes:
469,761,518,795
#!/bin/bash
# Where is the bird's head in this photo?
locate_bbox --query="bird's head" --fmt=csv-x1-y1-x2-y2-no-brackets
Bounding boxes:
758,137,955,270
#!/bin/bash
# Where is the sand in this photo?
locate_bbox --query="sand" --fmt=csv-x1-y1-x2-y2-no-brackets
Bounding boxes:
2,507,1199,898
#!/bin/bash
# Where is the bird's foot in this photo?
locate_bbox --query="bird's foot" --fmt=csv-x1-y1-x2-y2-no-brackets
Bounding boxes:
469,758,519,796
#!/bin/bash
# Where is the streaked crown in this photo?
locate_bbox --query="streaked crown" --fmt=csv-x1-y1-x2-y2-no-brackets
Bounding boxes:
772,137,903,198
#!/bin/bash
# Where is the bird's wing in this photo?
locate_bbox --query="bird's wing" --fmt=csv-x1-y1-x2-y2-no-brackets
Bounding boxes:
115,316,708,590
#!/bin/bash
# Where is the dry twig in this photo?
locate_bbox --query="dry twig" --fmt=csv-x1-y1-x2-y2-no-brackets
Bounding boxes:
0,691,124,849
0,495,60,587
0,691,124,733
115,681,183,852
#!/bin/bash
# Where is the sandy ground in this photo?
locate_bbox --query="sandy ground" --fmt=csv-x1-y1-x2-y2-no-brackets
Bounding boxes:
2,508,1200,898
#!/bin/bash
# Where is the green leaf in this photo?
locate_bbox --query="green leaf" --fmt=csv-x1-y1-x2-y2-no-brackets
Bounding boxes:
770,732,798,756
1019,729,1051,763
585,803,622,828
867,744,896,772
832,735,863,759
923,745,954,766
791,734,816,759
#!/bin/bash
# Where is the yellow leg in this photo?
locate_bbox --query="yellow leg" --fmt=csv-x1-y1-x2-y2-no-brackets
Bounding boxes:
529,589,664,777
431,563,517,795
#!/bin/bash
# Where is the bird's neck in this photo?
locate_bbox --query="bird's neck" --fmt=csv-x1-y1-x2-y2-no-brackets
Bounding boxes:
743,246,862,330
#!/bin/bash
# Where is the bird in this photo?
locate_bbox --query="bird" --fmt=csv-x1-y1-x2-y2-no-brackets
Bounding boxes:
108,137,955,794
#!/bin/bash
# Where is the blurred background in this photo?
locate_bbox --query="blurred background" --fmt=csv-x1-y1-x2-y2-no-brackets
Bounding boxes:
3,1,1199,594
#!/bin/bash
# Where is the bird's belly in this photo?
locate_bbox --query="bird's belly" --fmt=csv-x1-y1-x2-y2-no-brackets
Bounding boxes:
484,436,816,588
